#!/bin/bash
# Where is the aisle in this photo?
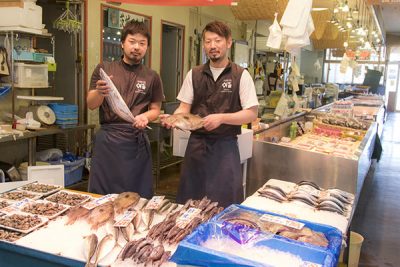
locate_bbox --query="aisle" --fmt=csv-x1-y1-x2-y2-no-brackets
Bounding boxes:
352,112,400,267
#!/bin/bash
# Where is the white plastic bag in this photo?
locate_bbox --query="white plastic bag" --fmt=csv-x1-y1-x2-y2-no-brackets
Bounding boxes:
340,54,350,74
267,13,282,49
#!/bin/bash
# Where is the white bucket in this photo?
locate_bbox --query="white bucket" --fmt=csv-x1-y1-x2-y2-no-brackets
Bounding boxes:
348,231,364,267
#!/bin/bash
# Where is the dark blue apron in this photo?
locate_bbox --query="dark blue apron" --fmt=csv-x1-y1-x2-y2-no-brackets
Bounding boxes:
177,134,243,207
88,123,153,198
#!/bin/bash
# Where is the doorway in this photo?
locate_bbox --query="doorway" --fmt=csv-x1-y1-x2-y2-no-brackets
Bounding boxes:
160,21,184,102
386,46,400,111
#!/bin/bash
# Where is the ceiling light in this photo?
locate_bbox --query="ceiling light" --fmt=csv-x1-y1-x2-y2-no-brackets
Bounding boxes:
347,22,353,29
334,7,339,13
231,1,238,6
344,41,348,48
312,8,328,11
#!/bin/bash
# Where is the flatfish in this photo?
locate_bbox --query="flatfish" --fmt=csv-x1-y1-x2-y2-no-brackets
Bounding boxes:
114,192,140,214
87,202,114,230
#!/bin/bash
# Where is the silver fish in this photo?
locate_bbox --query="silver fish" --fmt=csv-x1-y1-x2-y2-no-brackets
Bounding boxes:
120,223,135,242
156,199,171,213
142,209,155,230
93,234,115,266
99,68,136,124
133,210,142,233
84,234,98,267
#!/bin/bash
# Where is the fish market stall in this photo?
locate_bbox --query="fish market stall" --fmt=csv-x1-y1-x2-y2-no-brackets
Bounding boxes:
0,182,224,267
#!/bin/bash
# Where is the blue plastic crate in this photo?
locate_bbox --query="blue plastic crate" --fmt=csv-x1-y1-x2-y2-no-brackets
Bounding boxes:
48,103,78,114
171,204,343,267
48,157,85,186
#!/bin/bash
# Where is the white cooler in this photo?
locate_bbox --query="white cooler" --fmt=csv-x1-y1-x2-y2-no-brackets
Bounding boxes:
0,1,43,30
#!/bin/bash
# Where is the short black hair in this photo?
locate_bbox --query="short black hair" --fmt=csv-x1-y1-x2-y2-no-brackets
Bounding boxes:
202,21,231,40
121,20,151,45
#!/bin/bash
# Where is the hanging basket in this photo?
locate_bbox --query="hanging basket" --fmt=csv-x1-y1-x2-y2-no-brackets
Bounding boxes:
53,1,82,34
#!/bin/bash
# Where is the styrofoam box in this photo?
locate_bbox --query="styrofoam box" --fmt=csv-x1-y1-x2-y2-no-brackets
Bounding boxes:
13,63,48,88
173,128,254,161
0,1,43,30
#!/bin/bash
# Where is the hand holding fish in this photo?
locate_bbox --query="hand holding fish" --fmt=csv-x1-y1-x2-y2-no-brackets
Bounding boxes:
133,114,149,129
203,113,224,131
95,75,113,97
159,114,172,129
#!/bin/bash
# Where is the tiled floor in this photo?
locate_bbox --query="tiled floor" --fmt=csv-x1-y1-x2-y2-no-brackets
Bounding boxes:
70,113,400,266
352,112,400,267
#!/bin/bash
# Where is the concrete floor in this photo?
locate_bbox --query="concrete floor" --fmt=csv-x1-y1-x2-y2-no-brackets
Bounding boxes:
352,112,400,267
70,113,400,266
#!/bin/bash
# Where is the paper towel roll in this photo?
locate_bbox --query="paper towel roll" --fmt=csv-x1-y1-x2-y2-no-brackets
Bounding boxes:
36,105,56,125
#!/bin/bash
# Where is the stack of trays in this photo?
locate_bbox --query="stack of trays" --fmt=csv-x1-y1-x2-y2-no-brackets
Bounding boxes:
48,103,78,128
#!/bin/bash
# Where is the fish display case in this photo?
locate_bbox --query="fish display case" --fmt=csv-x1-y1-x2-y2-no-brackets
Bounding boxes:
247,114,378,205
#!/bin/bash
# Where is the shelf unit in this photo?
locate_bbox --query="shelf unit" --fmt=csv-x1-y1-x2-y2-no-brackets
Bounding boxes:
0,28,55,122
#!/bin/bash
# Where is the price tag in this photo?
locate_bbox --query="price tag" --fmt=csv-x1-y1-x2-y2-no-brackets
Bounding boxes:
145,196,165,210
114,210,137,228
260,214,304,230
0,198,31,214
83,194,116,210
176,207,202,229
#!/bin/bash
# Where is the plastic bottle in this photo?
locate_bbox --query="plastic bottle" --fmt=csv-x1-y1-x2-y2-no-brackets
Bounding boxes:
289,121,298,140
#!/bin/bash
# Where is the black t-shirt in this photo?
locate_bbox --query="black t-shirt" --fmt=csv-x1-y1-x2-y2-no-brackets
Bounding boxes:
90,60,165,124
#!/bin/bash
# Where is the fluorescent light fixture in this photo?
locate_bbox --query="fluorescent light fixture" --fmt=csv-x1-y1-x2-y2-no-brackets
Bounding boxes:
312,8,328,11
231,1,238,6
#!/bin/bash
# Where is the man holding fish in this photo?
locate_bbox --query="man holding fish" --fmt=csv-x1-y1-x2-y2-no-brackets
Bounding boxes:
87,20,164,198
161,21,259,207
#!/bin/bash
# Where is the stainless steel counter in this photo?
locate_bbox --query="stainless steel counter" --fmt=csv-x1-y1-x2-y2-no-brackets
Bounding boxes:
247,121,377,200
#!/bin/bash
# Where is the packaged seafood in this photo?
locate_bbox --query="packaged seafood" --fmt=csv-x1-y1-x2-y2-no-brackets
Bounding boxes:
18,182,62,196
45,190,91,207
0,228,25,243
0,200,12,209
0,212,49,234
0,190,43,201
19,199,70,219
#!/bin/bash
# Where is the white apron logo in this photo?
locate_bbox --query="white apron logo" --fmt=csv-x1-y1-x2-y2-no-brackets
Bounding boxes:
135,80,147,94
221,79,232,93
